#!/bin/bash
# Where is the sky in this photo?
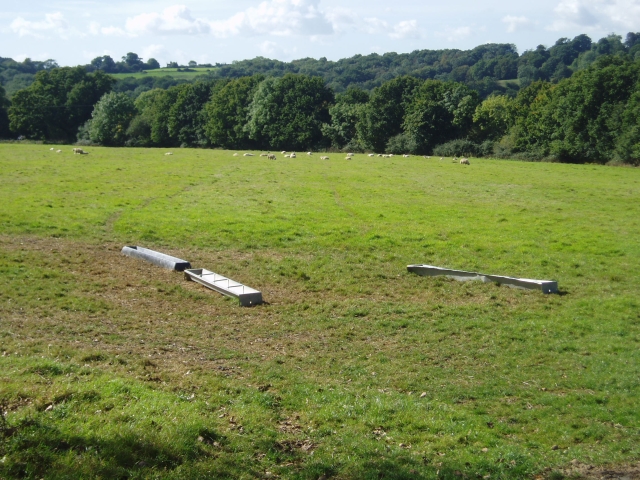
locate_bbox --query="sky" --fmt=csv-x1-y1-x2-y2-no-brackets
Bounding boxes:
2,0,640,66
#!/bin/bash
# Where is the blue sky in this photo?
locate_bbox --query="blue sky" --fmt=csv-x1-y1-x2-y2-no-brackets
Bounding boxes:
3,0,640,66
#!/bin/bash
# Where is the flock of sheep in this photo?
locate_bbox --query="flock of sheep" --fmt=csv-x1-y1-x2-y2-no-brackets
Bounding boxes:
231,151,471,164
49,147,88,154
48,147,471,165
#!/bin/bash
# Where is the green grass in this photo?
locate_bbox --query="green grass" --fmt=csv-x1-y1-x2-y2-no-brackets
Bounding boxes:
496,79,520,88
110,68,217,80
0,145,639,479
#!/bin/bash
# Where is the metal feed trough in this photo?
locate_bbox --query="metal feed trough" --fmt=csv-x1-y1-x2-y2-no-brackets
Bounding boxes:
184,268,263,306
407,264,559,294
121,246,192,271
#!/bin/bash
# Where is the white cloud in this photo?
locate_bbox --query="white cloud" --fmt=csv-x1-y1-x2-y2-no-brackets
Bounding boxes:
362,17,389,34
126,5,211,35
141,44,167,60
259,40,278,54
437,26,473,42
10,12,68,38
502,15,533,33
88,21,101,35
101,25,129,36
212,0,334,37
390,20,420,39
548,0,640,31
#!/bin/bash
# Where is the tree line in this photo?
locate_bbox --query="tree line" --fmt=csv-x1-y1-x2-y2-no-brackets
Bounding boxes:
2,41,640,165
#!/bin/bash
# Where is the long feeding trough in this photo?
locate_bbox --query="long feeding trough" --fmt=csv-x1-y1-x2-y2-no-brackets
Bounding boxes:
121,246,192,271
184,268,263,306
407,264,559,294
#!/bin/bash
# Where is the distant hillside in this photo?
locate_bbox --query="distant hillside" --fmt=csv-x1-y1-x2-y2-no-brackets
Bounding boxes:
109,32,640,99
3,31,640,100
0,57,58,98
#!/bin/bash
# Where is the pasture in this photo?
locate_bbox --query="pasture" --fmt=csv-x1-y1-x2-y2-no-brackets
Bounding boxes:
0,145,638,479
110,68,216,80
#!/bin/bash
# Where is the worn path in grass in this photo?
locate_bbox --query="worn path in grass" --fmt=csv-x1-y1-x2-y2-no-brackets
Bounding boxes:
0,145,639,479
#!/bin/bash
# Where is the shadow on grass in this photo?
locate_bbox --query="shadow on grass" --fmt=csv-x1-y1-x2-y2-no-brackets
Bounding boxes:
0,416,216,479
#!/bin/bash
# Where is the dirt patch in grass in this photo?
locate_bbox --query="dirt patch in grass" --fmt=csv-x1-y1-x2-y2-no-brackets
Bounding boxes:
545,460,640,479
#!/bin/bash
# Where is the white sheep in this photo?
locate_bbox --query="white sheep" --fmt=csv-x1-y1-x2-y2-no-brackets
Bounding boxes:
368,154,375,157
346,153,354,157
307,152,312,156
268,154,276,160
290,153,297,158
243,153,254,157
49,147,54,151
165,152,173,156
320,156,329,160
281,151,287,154
72,148,87,154
460,157,470,165
233,153,239,157
56,149,62,153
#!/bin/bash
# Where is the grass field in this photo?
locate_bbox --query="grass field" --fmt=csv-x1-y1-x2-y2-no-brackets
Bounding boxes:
0,145,639,479
110,68,216,80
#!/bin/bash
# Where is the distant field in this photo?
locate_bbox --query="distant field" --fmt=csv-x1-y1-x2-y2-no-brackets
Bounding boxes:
110,68,217,80
0,145,639,479
496,79,520,88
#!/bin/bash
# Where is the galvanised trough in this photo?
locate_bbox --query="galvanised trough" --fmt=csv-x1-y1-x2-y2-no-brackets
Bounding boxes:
407,264,559,294
121,246,192,271
184,268,263,306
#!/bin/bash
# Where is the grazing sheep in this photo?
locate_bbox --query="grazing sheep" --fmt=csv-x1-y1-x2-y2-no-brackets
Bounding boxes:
233,153,239,156
307,152,312,156
72,148,87,154
377,154,382,157
403,154,410,158
281,151,287,154
49,147,55,151
346,153,354,157
290,153,297,159
56,149,62,153
243,153,254,156
368,153,375,157
460,157,470,165
439,157,444,160
382,154,391,158
320,156,329,160
345,156,352,160
284,154,291,158
267,154,276,160
165,152,173,156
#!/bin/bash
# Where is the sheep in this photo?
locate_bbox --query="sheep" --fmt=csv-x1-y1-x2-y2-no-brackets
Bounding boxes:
306,152,312,156
49,147,54,151
460,157,470,165
345,156,352,160
284,154,291,158
403,154,410,158
72,148,87,154
267,154,276,160
439,157,444,160
320,156,329,160
290,153,297,159
382,154,391,158
243,153,254,156
368,153,375,157
165,152,173,156
260,153,268,157
56,149,62,153
233,153,239,157
377,154,382,157
346,153,354,157
281,151,287,154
